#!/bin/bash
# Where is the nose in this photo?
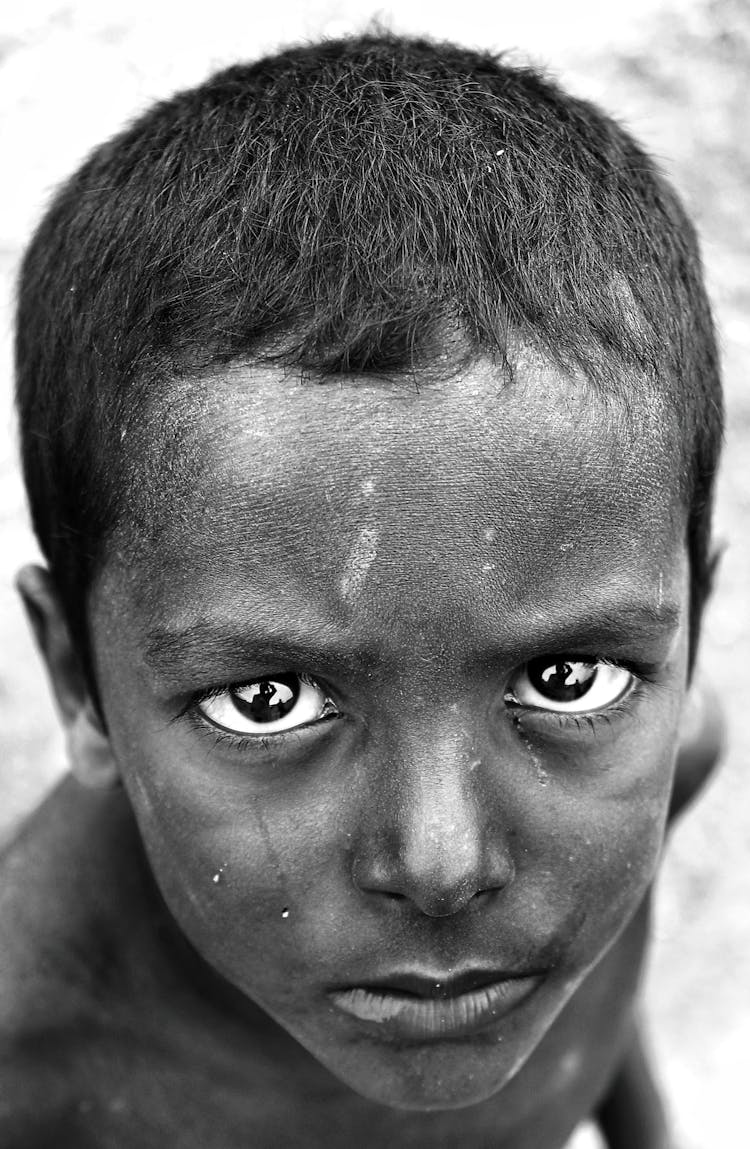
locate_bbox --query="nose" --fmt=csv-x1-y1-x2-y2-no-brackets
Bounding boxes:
351,723,515,917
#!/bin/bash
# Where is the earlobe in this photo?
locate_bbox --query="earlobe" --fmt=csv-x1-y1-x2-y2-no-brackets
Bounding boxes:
706,542,725,597
15,563,120,790
67,704,121,790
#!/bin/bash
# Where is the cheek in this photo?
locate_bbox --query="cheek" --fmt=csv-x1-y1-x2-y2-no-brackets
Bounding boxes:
118,742,348,989
523,781,669,969
509,671,682,965
119,751,286,956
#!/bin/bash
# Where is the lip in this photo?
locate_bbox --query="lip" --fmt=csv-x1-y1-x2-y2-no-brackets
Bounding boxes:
327,969,543,1040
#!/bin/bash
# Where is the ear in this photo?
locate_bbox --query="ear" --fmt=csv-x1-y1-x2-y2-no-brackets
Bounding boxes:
671,672,725,820
687,539,724,685
16,564,120,790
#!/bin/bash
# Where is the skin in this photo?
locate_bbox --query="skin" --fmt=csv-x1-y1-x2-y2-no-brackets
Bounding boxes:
0,353,711,1147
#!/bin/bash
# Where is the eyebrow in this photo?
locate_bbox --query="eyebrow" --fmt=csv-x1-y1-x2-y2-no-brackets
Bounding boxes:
143,615,372,684
142,596,682,686
500,599,682,663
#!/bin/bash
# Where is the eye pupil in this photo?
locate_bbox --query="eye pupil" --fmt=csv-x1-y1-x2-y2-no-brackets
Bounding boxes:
234,675,299,723
530,658,597,703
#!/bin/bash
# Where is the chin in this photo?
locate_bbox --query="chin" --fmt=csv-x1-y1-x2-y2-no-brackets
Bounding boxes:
372,1084,502,1113
321,1042,525,1113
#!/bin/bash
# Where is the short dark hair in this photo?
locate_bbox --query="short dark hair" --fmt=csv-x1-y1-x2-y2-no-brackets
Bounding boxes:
15,32,722,672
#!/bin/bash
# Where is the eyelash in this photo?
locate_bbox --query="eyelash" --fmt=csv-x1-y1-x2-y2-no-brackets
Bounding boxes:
505,656,660,730
191,719,299,757
521,666,666,744
179,654,660,754
517,685,643,735
181,680,340,750
505,657,656,707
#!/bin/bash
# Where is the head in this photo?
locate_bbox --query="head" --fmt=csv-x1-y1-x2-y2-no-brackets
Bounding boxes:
16,33,721,1110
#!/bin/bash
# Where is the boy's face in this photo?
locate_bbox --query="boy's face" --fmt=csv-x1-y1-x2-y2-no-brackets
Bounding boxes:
89,355,688,1109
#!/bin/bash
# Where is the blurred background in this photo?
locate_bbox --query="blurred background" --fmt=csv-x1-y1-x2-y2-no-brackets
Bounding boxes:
1,2,748,1146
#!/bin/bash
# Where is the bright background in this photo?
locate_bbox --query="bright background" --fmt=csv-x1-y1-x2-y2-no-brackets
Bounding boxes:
1,3,748,1147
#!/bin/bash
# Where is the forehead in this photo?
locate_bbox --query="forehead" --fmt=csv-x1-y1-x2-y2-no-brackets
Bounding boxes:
102,355,685,647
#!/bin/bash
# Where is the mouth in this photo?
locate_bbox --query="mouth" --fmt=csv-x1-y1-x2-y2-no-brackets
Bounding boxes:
327,968,544,1040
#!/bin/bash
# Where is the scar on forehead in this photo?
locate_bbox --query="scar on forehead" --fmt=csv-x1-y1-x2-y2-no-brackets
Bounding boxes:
340,526,379,604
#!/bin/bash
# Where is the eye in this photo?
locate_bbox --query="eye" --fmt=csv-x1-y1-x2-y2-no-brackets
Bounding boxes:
196,673,337,736
506,656,635,714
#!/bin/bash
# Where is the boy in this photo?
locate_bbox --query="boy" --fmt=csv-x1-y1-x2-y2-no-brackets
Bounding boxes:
1,32,723,1148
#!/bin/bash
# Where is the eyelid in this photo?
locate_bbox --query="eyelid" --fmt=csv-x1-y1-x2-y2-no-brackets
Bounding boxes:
182,673,340,742
504,655,656,716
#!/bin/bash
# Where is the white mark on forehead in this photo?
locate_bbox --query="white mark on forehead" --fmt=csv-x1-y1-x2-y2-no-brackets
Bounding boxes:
340,526,380,604
483,527,497,543
362,478,376,497
657,570,664,609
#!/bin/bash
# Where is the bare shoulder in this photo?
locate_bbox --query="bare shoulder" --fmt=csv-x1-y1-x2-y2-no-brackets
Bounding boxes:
0,781,279,1147
0,779,154,1139
0,777,143,1025
669,676,725,822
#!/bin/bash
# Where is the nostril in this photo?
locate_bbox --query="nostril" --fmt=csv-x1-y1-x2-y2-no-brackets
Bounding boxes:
350,856,404,901
472,885,501,906
417,886,479,919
